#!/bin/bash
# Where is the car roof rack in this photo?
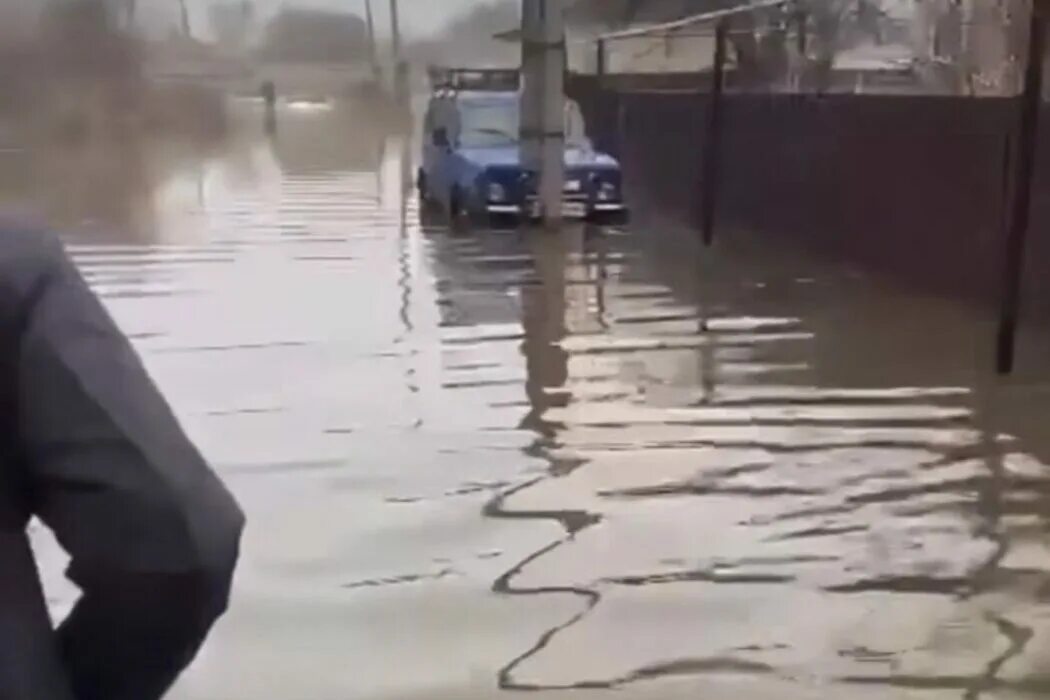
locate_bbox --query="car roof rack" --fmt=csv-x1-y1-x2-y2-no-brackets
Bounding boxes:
428,66,521,94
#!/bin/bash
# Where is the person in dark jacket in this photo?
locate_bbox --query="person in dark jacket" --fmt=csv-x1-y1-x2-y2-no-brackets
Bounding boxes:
0,224,245,700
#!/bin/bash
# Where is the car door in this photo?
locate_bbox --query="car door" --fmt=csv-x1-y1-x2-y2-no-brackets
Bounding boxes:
439,102,465,211
425,99,458,210
422,100,446,202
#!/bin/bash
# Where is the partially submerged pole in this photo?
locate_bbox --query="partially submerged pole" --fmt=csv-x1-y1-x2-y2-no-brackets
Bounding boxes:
700,19,729,247
521,0,566,225
997,4,1046,375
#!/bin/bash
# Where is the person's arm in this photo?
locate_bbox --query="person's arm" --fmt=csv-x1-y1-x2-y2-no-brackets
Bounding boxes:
13,231,245,700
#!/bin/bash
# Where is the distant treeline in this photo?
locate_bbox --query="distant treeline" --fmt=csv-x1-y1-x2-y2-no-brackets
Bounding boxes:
0,0,229,142
0,0,140,111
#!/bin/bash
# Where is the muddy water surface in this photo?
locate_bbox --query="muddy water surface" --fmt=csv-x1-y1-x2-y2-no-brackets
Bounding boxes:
10,103,1050,700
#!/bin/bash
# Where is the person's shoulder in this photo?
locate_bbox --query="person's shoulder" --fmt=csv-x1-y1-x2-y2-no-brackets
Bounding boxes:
0,219,64,262
0,219,67,307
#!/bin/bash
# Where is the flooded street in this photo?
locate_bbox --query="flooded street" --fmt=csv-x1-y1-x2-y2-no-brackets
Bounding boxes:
15,103,1050,699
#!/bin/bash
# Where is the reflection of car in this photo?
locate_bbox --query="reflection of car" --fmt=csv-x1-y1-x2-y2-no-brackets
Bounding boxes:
418,70,628,225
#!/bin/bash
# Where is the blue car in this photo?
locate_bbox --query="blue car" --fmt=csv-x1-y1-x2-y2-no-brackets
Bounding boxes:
418,71,628,225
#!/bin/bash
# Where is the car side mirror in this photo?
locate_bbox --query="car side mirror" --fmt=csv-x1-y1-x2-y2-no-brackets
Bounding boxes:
433,128,449,149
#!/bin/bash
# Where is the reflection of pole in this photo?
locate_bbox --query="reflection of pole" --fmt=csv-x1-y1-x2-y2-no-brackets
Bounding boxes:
397,137,414,335
997,6,1046,375
521,230,572,435
972,376,1007,588
591,226,608,329
700,20,728,247
521,0,566,225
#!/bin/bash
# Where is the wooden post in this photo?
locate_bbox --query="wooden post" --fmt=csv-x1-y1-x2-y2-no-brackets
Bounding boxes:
701,20,729,247
795,9,808,56
997,6,1046,375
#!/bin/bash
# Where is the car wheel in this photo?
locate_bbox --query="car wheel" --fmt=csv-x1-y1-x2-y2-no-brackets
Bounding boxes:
590,210,630,227
416,169,428,200
488,213,520,230
418,203,443,228
417,170,439,211
468,200,494,228
448,187,469,232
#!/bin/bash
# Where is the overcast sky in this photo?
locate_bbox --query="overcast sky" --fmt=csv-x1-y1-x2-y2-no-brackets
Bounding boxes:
348,0,492,35
183,0,495,37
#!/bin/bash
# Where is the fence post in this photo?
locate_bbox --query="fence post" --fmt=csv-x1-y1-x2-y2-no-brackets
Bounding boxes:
700,19,729,247
997,7,1046,375
615,89,626,159
794,9,808,56
596,39,607,84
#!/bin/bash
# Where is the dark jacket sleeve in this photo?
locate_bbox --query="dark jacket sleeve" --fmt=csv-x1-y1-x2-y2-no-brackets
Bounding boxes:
11,230,245,700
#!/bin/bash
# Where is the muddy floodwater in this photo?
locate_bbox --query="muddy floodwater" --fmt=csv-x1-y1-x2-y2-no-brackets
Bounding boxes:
10,101,1050,700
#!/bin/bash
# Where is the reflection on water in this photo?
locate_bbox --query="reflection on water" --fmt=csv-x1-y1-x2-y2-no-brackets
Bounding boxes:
0,136,155,241
16,102,1050,700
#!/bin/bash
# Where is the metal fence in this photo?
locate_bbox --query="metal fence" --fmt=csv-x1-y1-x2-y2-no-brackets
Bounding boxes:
572,2,1029,97
566,1,1050,374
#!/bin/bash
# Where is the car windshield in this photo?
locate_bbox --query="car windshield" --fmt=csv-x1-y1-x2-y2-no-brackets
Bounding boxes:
459,99,590,149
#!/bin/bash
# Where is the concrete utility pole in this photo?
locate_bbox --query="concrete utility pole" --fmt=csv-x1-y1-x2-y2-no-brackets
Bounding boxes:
521,0,566,225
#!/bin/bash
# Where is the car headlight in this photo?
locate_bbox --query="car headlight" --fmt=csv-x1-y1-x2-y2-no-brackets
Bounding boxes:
564,179,582,193
487,182,508,203
597,180,619,201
